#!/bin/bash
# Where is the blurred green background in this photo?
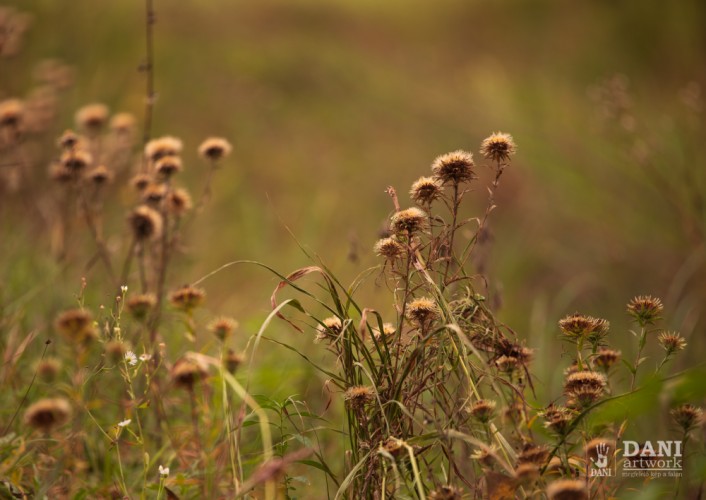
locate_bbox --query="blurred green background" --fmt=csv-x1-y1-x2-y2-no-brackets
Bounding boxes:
3,0,706,402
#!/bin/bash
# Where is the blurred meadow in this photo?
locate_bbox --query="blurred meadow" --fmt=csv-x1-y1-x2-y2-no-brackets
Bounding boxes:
2,0,706,498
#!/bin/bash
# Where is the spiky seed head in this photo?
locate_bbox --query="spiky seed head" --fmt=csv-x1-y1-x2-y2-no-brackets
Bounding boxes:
541,405,575,435
518,444,550,466
480,132,517,163
128,205,162,241
373,237,404,260
55,308,95,342
469,399,496,423
495,355,519,373
594,348,621,371
372,322,396,342
409,176,443,205
470,446,496,466
0,98,24,127
86,165,113,186
224,349,245,374
60,149,93,171
390,207,427,235
57,129,80,149
109,112,136,136
36,358,61,383
24,398,71,432
49,162,73,183
514,463,540,485
344,386,374,410
155,156,183,179
104,340,128,362
166,188,193,216
564,370,606,394
170,357,207,389
658,331,687,355
558,313,609,341
546,479,588,500
671,404,703,432
169,286,206,312
405,297,440,328
75,103,109,133
627,295,663,325
428,486,462,500
315,316,343,343
431,150,475,184
130,173,152,193
145,136,183,162
142,183,167,206
209,316,238,342
198,137,232,161
126,293,157,321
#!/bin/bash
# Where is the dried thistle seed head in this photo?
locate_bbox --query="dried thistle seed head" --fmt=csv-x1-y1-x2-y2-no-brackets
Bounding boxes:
468,399,496,423
373,237,404,260
155,156,183,178
627,295,663,325
431,150,475,184
198,137,232,161
541,405,576,435
49,162,73,184
380,437,405,457
85,165,113,186
495,355,519,373
480,132,516,163
57,129,80,149
546,479,588,500
514,463,540,485
36,358,61,382
24,398,71,433
126,293,157,321
558,313,609,341
518,444,550,466
315,316,343,342
594,348,621,370
169,286,206,312
104,340,128,362
55,308,95,342
671,404,703,432
428,485,462,500
128,205,162,241
405,297,440,328
470,446,497,467
409,176,443,205
658,331,687,355
109,112,136,136
344,386,375,410
567,385,605,409
166,188,193,216
130,173,152,193
372,322,396,342
75,103,109,133
145,136,183,162
390,207,427,235
224,349,245,373
564,370,606,394
170,357,208,389
60,149,93,172
141,183,167,206
208,316,238,341
0,98,24,128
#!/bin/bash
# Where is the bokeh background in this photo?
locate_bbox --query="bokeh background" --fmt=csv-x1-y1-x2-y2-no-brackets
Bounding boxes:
3,0,706,409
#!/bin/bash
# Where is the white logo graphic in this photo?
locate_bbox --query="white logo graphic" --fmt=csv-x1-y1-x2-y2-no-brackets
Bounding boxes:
589,442,614,477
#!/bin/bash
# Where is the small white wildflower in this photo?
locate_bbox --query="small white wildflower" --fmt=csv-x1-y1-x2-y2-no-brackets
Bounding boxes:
139,353,152,362
118,419,131,428
158,465,170,477
125,350,137,366
121,285,128,294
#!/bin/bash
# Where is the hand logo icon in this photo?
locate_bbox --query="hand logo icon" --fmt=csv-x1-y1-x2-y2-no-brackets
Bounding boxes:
590,442,610,469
